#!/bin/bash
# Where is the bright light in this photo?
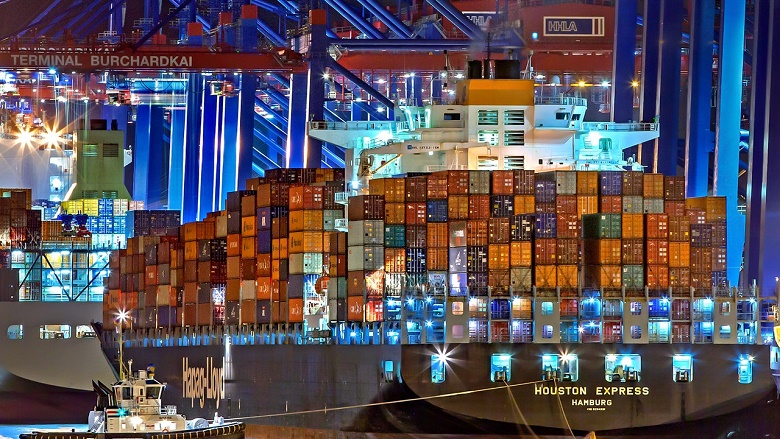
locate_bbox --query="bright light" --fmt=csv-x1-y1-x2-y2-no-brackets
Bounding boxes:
350,180,360,190
455,73,463,79
56,96,66,102
406,298,415,305
376,78,386,84
601,80,609,87
606,354,617,362
564,354,576,361
323,72,330,79
620,356,634,367
17,129,33,147
117,309,129,324
578,81,586,87
531,32,539,40
43,128,62,147
425,296,432,303
48,68,56,75
425,320,432,327
428,151,434,156
631,80,639,87
130,416,143,428
350,331,356,337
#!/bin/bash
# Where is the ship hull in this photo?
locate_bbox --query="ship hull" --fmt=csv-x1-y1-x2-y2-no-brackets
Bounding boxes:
115,341,778,436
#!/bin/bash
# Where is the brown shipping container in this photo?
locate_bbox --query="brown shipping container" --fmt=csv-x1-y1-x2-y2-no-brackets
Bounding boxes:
427,173,449,199
600,195,623,213
557,214,580,238
534,239,557,265
711,221,727,247
622,171,644,196
241,299,257,323
384,203,406,225
447,171,470,195
535,203,555,214
556,238,580,265
690,247,713,272
668,242,691,267
405,202,427,225
513,195,535,214
584,265,622,289
645,213,668,239
643,174,664,198
488,244,510,270
646,265,669,289
513,170,535,195
712,247,727,271
668,216,691,242
622,239,645,265
348,195,385,221
488,270,510,295
226,279,241,301
466,220,489,246
646,239,669,265
510,241,533,267
255,184,271,207
405,176,428,202
227,256,241,279
664,176,686,201
621,214,645,238
488,218,510,244
686,196,726,222
468,195,491,219
686,209,707,225
491,170,514,195
557,265,579,288
384,248,406,273
183,282,198,303
347,296,365,322
183,303,197,326
448,196,469,219
583,239,621,265
535,265,557,288
406,225,427,248
669,267,691,289
184,260,198,282
427,223,449,248
556,195,577,215
576,171,599,195
428,248,449,271
664,201,686,216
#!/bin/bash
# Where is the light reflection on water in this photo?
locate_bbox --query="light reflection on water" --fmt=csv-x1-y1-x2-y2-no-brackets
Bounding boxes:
0,425,87,439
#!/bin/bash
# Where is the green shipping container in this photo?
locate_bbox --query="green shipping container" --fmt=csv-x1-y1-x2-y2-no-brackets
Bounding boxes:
384,225,406,248
622,265,644,290
582,213,622,239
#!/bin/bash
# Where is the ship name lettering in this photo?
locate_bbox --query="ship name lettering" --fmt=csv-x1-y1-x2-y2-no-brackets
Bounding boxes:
533,384,587,395
596,386,649,396
182,357,225,409
571,399,612,407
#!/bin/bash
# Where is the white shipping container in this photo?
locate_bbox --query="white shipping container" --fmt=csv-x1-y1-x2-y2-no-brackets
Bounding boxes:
347,245,384,271
643,198,665,214
289,253,325,275
622,196,644,213
323,209,345,231
215,215,228,238
385,272,406,298
240,280,256,301
347,220,385,246
510,267,533,292
556,171,577,195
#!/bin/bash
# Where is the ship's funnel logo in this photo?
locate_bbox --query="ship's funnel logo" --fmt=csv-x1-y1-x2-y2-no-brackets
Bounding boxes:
182,357,225,409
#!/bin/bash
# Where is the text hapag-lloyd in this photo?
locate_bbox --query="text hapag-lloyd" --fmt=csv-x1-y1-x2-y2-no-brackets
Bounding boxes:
183,357,224,409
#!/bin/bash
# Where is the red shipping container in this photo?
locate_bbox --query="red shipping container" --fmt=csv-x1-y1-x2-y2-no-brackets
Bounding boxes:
668,216,691,242
513,170,535,195
534,239,557,265
556,238,580,264
256,277,272,300
406,225,427,248
669,267,691,289
491,170,515,195
405,176,428,202
664,201,686,216
645,213,669,239
405,202,427,225
646,265,669,289
600,195,623,213
427,223,449,248
468,195,491,219
646,239,669,265
289,186,324,210
427,173,449,199
622,238,645,265
690,247,713,272
447,171,470,195
427,248,449,271
466,220,489,246
448,196,469,219
686,209,706,225
366,299,384,322
556,214,580,238
488,218,510,244
555,195,578,215
347,296,364,322
256,254,271,277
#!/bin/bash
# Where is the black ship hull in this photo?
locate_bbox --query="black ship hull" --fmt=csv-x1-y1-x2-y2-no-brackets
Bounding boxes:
115,342,778,437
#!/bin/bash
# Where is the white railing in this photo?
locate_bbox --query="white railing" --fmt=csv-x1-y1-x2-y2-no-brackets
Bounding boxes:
334,218,348,231
335,191,357,204
581,122,659,132
309,121,396,131
534,96,588,106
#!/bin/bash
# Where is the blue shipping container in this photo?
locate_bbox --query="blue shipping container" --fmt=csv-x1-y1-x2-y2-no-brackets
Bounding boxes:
535,213,557,238
257,230,272,253
600,171,623,195
406,248,427,273
491,195,514,218
448,247,467,273
535,181,556,203
256,207,272,230
426,200,448,222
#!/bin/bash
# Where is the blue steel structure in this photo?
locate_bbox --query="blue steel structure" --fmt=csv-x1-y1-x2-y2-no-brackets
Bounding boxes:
610,0,636,124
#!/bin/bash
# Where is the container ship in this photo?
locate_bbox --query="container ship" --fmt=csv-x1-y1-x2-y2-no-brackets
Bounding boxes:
98,65,780,436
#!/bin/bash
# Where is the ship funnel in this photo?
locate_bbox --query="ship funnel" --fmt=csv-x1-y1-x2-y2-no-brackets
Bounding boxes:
494,60,521,79
467,60,483,79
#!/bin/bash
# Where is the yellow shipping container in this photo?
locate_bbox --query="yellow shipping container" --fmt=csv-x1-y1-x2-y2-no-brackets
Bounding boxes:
668,242,690,268
272,238,288,259
488,244,510,270
577,195,599,217
241,237,256,259
184,241,198,261
576,171,599,195
621,214,645,238
686,196,726,222
535,265,557,289
513,195,535,215
643,174,664,198
557,265,579,288
241,216,257,237
289,210,323,232
288,232,324,253
510,241,532,267
82,199,99,216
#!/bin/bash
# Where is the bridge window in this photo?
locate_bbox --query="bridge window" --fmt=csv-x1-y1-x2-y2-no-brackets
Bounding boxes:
541,301,553,315
542,324,553,339
503,110,525,125
737,354,753,384
503,130,525,146
451,301,464,316
7,325,22,340
630,301,642,315
431,355,446,383
672,354,692,382
443,113,461,121
477,110,498,125
490,354,511,382
542,354,579,382
83,144,98,157
719,302,731,316
719,325,732,339
477,130,499,146
40,324,71,339
555,112,570,120
76,325,97,338
605,354,641,383
630,325,642,339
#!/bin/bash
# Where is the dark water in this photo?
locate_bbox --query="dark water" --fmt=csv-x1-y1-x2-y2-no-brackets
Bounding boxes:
0,425,87,439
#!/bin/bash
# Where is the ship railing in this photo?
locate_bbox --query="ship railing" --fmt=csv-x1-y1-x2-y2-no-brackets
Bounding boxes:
534,96,588,106
334,190,357,205
309,121,396,131
581,122,659,132
334,218,348,231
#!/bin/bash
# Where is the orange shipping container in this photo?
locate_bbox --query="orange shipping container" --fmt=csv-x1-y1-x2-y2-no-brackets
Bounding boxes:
256,277,272,300
256,254,271,277
226,279,241,301
289,210,324,232
643,174,665,198
577,195,599,218
227,234,241,257
576,171,599,195
347,296,365,322
145,265,158,286
535,265,557,288
686,209,707,225
384,248,406,273
405,202,427,225
241,216,256,237
255,183,271,207
668,242,690,267
448,196,469,219
583,239,621,265
427,248,449,271
585,265,622,289
513,195,535,214
288,298,304,322
645,213,669,239
621,214,645,238
686,196,727,222
427,223,449,248
468,195,491,219
646,265,669,289
488,244,510,270
289,232,324,253
646,239,669,265
288,186,324,210
510,241,533,267
184,241,198,261
384,203,406,225
365,300,384,322
557,265,579,288
182,221,215,242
